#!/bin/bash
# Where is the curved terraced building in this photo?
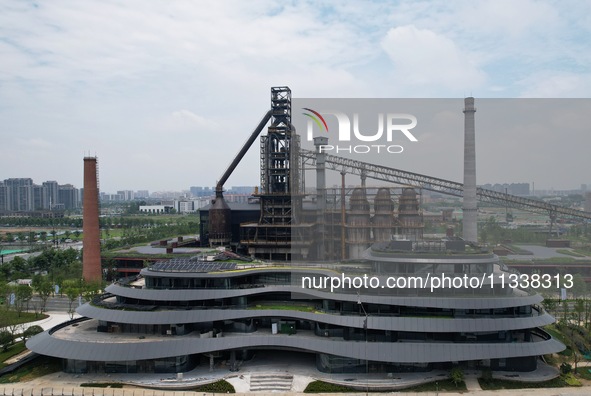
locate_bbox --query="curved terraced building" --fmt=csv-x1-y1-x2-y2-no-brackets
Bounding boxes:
28,240,564,374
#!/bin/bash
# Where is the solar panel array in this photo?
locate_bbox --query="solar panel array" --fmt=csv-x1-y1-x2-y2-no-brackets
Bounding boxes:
149,259,237,273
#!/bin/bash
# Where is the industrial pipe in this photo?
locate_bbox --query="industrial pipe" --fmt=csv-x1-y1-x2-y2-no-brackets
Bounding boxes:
215,110,273,197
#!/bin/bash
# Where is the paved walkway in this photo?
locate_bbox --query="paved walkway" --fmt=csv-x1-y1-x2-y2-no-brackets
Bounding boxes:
464,372,483,391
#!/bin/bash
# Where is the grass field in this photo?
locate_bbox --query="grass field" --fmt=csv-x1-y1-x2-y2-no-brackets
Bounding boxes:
479,373,580,389
0,356,61,383
0,342,27,369
0,311,48,326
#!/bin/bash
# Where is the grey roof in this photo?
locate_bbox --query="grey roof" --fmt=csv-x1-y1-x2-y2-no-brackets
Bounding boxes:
105,283,544,309
77,303,554,332
27,323,564,363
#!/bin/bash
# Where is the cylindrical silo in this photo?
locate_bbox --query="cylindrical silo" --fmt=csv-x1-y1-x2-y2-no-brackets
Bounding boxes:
397,187,423,241
347,187,371,259
373,187,395,242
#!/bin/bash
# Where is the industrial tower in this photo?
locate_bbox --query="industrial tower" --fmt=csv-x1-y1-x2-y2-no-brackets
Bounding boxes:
82,156,102,282
462,97,478,242
241,87,311,259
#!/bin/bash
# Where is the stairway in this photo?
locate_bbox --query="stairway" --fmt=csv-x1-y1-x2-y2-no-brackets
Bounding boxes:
249,374,293,392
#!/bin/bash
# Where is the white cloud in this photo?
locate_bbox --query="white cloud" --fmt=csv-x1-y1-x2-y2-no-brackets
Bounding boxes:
169,110,219,132
380,25,487,94
1,1,591,191
518,72,591,98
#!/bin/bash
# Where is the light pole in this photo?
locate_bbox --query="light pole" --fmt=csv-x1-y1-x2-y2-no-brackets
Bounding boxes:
357,293,369,396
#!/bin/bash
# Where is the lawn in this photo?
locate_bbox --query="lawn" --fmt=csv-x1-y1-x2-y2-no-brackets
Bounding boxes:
0,356,61,383
479,373,580,390
304,380,355,393
0,342,27,369
303,379,466,393
0,311,48,326
556,249,586,257
403,379,467,392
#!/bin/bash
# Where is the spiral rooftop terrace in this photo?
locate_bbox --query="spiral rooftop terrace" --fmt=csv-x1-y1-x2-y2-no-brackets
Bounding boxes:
28,243,564,375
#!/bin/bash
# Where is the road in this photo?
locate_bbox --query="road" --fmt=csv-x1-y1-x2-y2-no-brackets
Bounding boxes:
1,241,83,263
30,295,76,313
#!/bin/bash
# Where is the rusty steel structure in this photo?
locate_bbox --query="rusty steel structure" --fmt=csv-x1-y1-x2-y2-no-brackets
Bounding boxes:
206,88,590,262
240,87,313,260
208,110,272,246
299,149,591,222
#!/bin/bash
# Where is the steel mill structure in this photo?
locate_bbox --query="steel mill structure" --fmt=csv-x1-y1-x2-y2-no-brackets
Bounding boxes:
28,86,584,381
197,87,591,262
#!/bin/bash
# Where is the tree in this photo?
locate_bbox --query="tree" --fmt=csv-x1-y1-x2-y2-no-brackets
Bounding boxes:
33,276,53,313
571,274,587,299
562,299,569,324
10,255,28,275
81,279,103,304
574,299,585,327
4,320,22,344
450,367,464,387
0,330,12,352
543,297,558,318
63,282,80,320
28,231,36,244
22,325,44,342
15,284,32,316
49,229,57,246
17,232,26,243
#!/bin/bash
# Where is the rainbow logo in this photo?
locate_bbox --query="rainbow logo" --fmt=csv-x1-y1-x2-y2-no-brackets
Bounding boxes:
302,108,329,132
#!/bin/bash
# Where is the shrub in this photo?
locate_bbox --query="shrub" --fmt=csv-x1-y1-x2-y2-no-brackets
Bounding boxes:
195,380,235,393
450,367,464,387
561,362,572,374
0,331,12,352
304,381,355,393
481,368,492,381
23,326,44,341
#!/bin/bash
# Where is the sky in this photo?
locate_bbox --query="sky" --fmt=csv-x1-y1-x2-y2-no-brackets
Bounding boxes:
1,0,590,194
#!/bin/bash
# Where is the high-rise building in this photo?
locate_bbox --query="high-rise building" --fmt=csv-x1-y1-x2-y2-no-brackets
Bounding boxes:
117,190,135,201
135,190,150,199
584,192,591,213
4,178,33,211
0,178,79,212
32,185,44,210
190,186,213,197
42,181,59,209
0,182,8,211
58,184,80,210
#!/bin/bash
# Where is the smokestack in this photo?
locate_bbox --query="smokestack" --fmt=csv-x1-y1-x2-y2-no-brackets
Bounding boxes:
83,157,102,282
462,97,477,242
314,136,328,260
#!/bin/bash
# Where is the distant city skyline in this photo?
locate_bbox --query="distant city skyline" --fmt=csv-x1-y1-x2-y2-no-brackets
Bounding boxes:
3,176,591,199
1,1,590,192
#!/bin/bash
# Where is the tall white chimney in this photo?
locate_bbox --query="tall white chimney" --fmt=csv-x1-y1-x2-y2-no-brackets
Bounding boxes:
462,97,478,242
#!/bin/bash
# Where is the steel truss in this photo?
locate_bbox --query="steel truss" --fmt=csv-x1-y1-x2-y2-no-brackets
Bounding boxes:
300,149,591,221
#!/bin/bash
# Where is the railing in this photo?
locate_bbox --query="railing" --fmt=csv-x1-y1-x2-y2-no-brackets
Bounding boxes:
90,295,545,320
47,317,90,335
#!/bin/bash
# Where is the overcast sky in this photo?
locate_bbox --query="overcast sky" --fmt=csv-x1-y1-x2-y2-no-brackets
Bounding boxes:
1,1,590,193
